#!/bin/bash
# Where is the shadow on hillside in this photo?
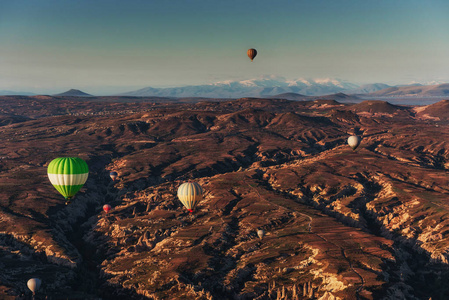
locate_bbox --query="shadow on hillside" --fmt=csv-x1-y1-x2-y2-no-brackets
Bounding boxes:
41,153,154,299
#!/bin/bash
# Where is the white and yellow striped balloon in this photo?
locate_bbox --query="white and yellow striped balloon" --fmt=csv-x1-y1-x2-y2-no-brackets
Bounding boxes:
177,182,203,213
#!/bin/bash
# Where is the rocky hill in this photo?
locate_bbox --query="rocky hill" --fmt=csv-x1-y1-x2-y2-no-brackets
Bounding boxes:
53,89,93,97
349,100,412,118
1,96,449,299
414,100,449,120
267,92,308,101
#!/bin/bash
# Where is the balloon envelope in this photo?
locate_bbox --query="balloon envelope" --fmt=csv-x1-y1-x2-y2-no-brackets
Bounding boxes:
103,204,112,213
347,135,361,150
110,171,118,181
257,229,265,239
177,182,203,212
247,48,257,61
27,278,41,293
47,157,88,200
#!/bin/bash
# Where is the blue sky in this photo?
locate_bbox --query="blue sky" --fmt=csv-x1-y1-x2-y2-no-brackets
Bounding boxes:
1,0,449,94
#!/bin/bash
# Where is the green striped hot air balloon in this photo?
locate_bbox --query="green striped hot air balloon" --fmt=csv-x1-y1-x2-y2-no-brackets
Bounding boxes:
47,157,88,204
177,182,203,213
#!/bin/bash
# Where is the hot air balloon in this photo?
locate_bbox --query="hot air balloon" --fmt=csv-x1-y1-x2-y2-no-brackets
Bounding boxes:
103,204,112,214
177,182,203,213
110,171,118,181
27,278,41,295
257,229,265,240
347,135,361,151
247,48,257,61
47,157,89,205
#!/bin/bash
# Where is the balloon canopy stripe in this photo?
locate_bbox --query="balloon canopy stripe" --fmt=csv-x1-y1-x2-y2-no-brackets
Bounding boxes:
51,184,85,199
47,157,88,174
47,173,89,186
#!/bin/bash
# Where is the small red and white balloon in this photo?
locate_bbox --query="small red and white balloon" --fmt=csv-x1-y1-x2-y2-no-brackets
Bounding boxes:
103,204,112,214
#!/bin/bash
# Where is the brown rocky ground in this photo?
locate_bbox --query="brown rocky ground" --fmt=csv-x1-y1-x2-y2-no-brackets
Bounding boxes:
1,96,449,299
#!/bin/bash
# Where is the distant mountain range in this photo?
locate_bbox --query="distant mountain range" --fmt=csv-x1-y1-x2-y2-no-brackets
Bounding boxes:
367,83,449,97
268,92,361,103
0,90,35,96
346,83,392,94
119,77,361,98
119,78,445,98
2,79,449,99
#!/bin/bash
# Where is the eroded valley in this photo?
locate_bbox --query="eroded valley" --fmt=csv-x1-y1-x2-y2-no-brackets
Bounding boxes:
1,96,449,299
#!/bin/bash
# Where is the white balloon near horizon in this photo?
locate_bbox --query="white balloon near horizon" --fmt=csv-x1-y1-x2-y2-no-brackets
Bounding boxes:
348,135,362,150
27,278,41,294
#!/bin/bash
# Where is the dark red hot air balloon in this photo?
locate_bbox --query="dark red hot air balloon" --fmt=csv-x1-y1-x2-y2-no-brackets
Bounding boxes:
247,48,257,61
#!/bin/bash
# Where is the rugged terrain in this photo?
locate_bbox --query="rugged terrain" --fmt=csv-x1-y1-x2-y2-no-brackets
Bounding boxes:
1,95,449,299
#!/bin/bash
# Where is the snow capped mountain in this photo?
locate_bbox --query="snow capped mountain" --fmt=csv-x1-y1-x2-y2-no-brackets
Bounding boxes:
120,76,361,98
304,78,357,89
407,80,445,86
214,76,290,88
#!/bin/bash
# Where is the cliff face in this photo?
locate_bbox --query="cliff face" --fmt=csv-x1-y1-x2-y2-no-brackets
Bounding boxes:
1,96,449,299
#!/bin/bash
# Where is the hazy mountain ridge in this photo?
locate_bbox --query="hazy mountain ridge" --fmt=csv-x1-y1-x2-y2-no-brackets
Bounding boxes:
346,83,392,94
368,83,449,97
119,77,361,98
0,90,35,96
4,80,449,99
121,79,449,98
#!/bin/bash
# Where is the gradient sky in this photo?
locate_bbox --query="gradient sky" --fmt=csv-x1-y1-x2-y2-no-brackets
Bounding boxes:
1,0,449,94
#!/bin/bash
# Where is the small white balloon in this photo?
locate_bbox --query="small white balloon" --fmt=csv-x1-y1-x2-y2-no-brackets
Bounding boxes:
257,229,265,239
27,278,41,294
347,135,361,150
